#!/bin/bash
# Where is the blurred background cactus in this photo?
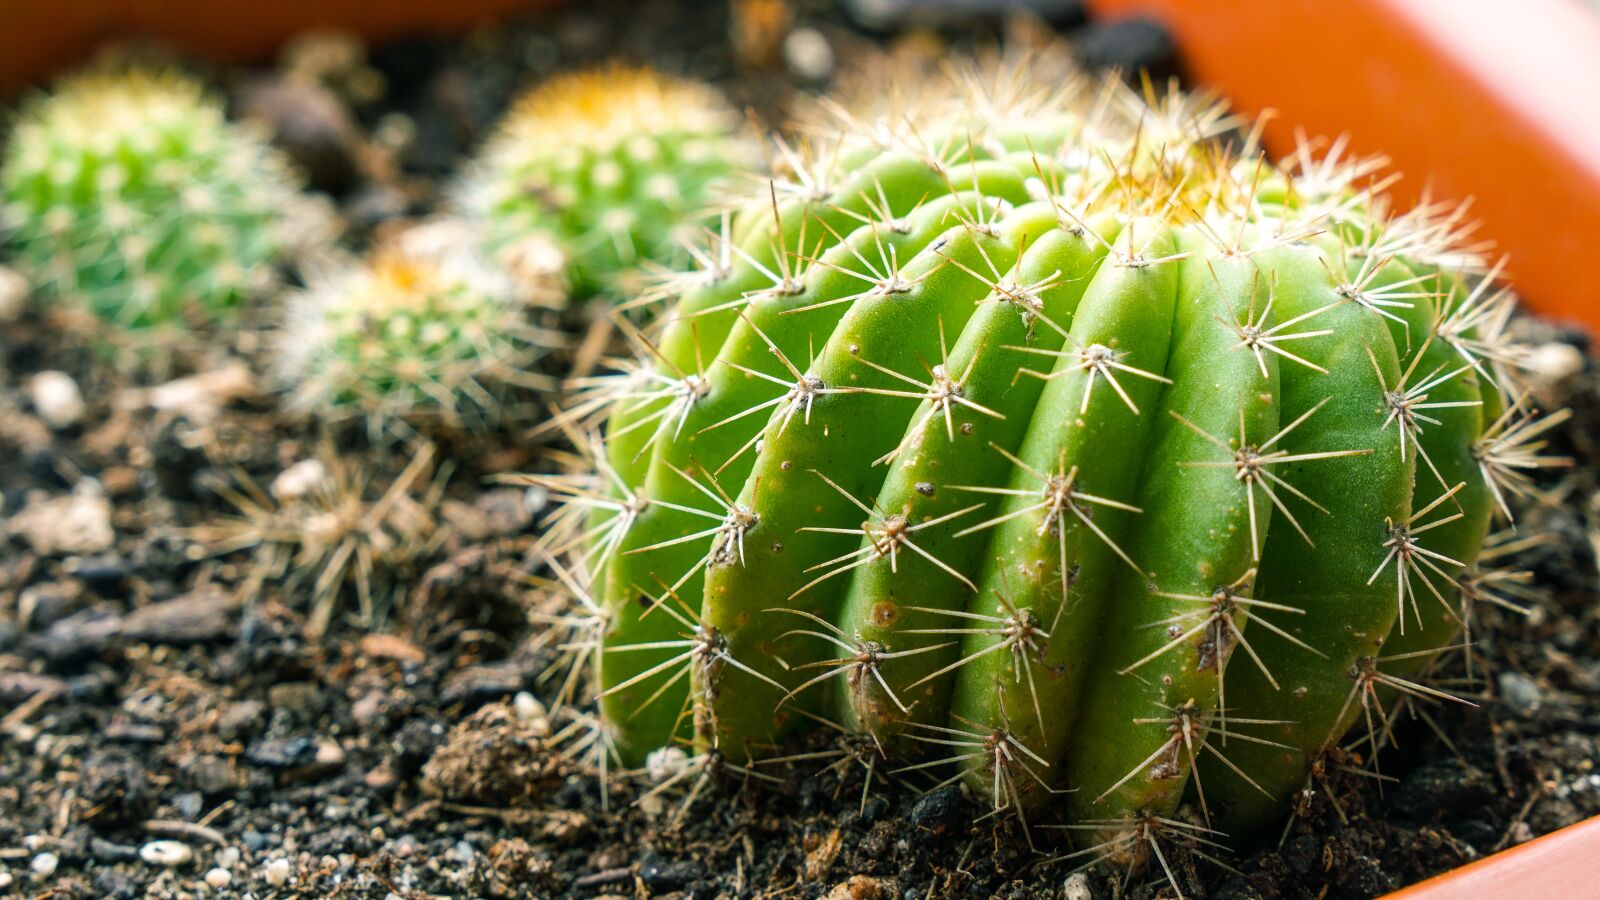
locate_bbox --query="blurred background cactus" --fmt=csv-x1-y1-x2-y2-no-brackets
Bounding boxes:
458,64,755,304
0,69,301,343
275,220,556,435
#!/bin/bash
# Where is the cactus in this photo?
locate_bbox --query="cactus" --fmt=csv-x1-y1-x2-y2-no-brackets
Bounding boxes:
460,64,754,301
275,220,553,434
0,68,299,338
535,57,1566,863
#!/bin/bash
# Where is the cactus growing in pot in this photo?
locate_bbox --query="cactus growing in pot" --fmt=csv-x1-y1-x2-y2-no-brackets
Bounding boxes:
531,54,1567,865
459,64,756,302
0,68,301,344
274,219,556,436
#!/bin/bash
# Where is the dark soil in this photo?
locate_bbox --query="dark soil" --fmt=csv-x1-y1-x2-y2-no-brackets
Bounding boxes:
2,2,1598,898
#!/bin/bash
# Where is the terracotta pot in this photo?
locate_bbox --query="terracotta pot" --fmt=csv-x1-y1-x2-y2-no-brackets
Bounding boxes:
0,0,566,93
1383,815,1600,898
1084,0,1600,332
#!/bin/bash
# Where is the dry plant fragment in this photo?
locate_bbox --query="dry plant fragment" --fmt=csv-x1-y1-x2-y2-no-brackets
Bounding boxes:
195,444,444,636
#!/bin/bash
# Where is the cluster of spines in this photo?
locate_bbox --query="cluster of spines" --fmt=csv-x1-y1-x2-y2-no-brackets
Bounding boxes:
274,220,556,436
459,64,756,301
0,68,299,341
524,57,1568,884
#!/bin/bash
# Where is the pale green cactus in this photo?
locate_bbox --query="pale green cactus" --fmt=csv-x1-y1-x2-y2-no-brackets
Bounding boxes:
460,64,755,302
0,69,300,338
276,220,554,434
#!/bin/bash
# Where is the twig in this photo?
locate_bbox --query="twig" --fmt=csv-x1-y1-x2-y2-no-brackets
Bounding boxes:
572,867,633,888
141,819,228,847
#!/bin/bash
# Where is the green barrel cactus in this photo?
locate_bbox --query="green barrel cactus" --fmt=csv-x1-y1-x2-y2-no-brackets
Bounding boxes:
538,60,1565,860
275,220,553,434
0,68,300,337
460,64,755,301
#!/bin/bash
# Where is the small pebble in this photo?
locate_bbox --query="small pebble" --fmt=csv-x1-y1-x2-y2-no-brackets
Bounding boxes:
264,857,292,886
271,459,331,502
1063,872,1093,900
512,691,550,735
0,264,26,321
204,867,232,888
0,871,12,889
646,745,689,782
502,233,567,302
144,362,257,425
30,852,59,878
1522,341,1584,388
1499,671,1543,716
823,874,882,900
140,840,193,867
214,846,241,869
5,484,114,555
784,28,834,81
28,371,85,430
315,739,347,767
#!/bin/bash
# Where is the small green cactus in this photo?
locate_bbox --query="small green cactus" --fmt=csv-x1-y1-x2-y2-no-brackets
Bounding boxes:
536,57,1567,863
460,64,754,300
275,220,552,433
0,69,299,337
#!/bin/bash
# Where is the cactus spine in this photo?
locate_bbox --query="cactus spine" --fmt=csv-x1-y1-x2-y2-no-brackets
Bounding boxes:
537,58,1566,859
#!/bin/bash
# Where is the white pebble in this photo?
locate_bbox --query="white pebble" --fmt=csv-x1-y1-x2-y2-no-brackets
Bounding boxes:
28,371,84,430
30,852,58,878
784,27,835,81
1063,872,1093,900
214,846,241,869
0,871,12,889
646,745,689,783
140,840,193,867
264,857,292,887
316,739,346,766
512,691,549,736
0,265,26,322
1522,342,1584,387
271,459,331,502
204,867,232,888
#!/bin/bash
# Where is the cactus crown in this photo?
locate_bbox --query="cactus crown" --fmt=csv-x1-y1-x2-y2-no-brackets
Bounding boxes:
276,221,551,434
461,64,753,299
0,68,299,336
532,52,1567,874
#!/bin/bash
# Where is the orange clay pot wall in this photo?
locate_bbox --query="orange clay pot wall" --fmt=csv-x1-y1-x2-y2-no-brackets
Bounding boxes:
0,0,566,94
1086,0,1600,332
1384,815,1600,899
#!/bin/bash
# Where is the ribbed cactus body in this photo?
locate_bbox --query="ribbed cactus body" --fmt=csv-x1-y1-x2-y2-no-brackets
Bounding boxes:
552,65,1559,853
276,221,549,432
463,66,754,298
0,70,298,335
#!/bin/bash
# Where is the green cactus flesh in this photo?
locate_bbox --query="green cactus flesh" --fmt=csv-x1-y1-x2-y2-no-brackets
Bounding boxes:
545,71,1564,854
